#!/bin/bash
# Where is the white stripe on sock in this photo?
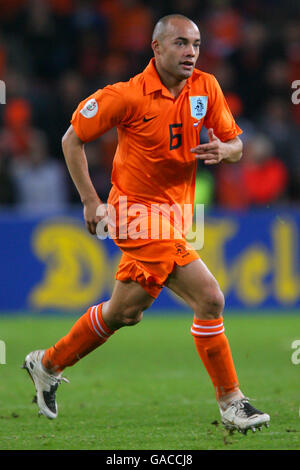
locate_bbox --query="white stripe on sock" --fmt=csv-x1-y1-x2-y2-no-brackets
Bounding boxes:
192,322,224,330
90,306,107,339
191,327,225,336
94,304,110,337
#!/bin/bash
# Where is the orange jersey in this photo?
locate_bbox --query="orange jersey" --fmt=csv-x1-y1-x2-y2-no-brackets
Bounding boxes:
71,58,242,215
71,58,242,297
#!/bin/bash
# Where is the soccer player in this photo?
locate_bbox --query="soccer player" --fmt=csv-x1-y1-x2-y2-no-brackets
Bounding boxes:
23,14,270,434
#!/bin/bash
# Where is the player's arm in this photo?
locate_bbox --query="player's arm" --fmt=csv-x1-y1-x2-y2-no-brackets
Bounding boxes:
191,128,243,165
62,125,104,235
64,85,130,234
192,74,243,164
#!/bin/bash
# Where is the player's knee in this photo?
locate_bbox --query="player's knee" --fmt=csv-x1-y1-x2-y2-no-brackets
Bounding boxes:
121,309,144,326
118,298,151,326
105,295,152,328
194,283,225,319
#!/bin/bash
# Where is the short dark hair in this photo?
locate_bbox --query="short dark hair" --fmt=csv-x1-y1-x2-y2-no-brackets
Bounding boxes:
152,14,198,41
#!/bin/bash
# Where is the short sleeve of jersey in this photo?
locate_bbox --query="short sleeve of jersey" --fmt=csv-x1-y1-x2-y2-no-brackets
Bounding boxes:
204,75,242,141
71,84,129,143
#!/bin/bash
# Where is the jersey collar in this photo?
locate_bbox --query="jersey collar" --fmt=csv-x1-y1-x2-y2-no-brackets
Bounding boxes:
143,58,201,97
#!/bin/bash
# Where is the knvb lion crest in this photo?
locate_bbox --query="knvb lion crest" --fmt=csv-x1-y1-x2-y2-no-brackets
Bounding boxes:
189,96,208,120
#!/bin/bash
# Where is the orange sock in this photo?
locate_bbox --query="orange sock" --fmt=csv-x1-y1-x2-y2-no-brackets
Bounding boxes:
191,316,239,399
42,303,114,373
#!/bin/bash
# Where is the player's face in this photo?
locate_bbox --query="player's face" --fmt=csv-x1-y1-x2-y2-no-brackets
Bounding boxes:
155,20,201,81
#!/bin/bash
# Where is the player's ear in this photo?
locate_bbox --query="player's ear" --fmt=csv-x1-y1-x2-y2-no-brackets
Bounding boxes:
151,39,160,55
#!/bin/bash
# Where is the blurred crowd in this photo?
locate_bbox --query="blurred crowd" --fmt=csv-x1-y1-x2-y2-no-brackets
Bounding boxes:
0,0,299,211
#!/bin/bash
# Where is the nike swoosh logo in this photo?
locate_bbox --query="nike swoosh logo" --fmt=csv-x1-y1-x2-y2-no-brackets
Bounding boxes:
143,115,158,122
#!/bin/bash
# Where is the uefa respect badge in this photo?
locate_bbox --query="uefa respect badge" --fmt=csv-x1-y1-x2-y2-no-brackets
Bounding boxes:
80,98,98,118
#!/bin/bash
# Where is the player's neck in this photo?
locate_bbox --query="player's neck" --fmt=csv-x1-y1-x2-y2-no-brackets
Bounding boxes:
155,63,187,99
167,81,186,99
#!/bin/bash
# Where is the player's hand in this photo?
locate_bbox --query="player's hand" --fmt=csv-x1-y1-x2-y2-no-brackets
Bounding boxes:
190,128,226,165
83,197,107,235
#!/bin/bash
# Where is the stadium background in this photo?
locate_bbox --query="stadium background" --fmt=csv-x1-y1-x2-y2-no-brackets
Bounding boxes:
0,0,299,314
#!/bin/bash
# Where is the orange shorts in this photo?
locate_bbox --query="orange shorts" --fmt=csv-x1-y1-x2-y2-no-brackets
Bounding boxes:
114,237,199,298
107,192,200,298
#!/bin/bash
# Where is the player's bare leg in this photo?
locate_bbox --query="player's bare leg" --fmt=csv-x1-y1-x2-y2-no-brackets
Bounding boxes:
101,280,155,330
165,258,270,433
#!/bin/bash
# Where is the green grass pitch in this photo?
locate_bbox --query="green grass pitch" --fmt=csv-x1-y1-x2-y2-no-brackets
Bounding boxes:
0,312,299,450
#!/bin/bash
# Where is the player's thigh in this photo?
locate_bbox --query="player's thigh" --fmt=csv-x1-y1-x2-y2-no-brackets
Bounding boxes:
165,259,224,317
107,279,155,318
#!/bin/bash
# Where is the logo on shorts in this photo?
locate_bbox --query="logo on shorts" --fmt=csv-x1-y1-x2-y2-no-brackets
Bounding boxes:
189,96,208,120
80,98,98,119
175,243,190,258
